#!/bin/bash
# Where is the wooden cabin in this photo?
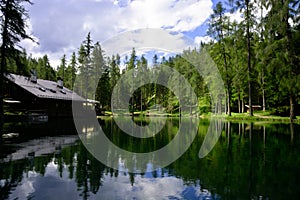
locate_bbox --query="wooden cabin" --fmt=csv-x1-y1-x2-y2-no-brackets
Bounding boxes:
4,73,86,118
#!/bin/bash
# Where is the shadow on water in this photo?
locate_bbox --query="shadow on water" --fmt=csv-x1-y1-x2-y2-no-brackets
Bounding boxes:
0,118,300,199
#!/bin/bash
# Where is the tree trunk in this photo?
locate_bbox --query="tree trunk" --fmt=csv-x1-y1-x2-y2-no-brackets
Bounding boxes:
227,90,231,116
260,1,266,112
242,98,245,113
290,122,294,145
219,11,231,117
218,95,222,114
280,0,296,121
242,122,245,136
290,94,295,120
214,96,217,115
249,122,253,155
225,94,227,115
246,1,253,116
0,51,4,123
227,122,231,146
238,88,241,113
262,88,266,112
140,88,143,112
0,7,9,122
179,106,181,118
190,87,192,116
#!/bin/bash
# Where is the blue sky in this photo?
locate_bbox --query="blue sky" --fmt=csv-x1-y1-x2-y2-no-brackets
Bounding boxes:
21,0,231,68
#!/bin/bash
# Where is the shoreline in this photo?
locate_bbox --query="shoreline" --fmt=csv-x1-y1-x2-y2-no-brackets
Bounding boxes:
101,111,300,124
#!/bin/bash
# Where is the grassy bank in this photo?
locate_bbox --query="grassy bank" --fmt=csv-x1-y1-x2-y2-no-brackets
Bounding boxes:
211,111,300,123
101,110,300,123
102,110,181,117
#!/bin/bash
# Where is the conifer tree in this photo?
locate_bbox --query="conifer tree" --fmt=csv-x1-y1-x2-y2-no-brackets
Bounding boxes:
0,0,34,118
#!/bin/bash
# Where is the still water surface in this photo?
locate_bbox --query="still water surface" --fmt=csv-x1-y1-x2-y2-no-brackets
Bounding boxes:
0,118,299,200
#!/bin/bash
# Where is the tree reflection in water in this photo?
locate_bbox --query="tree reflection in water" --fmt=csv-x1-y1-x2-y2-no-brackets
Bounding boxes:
0,118,299,199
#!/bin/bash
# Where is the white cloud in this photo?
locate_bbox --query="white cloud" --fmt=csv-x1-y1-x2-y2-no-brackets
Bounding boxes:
194,35,214,45
93,174,184,199
116,0,213,32
22,0,213,67
225,10,243,23
102,29,194,57
91,173,214,199
225,0,270,24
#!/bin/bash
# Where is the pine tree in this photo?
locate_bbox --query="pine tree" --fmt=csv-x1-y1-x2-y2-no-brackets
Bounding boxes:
208,2,232,116
0,0,34,118
264,0,300,119
92,42,107,104
128,48,137,70
229,21,248,113
229,0,257,116
67,52,77,90
110,54,120,90
57,54,66,81
136,55,148,111
76,33,94,99
128,48,137,114
37,55,56,81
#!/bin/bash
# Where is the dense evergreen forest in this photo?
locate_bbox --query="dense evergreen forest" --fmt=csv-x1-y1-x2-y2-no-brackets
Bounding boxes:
1,0,299,119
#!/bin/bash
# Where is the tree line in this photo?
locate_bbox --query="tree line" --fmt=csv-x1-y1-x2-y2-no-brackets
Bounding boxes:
206,0,299,119
1,0,299,119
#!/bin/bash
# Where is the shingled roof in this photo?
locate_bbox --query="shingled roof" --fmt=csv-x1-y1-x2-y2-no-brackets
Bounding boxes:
5,73,85,102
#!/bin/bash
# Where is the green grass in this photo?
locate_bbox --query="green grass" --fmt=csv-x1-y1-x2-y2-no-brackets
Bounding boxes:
217,111,300,123
104,111,112,116
102,110,181,117
100,110,300,123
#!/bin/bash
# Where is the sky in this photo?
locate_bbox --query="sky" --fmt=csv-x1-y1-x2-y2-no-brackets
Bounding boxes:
21,0,234,68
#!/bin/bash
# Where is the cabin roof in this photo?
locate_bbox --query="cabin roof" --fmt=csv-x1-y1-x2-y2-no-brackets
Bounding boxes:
5,73,85,101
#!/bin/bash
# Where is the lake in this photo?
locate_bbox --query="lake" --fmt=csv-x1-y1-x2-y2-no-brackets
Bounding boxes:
0,118,300,200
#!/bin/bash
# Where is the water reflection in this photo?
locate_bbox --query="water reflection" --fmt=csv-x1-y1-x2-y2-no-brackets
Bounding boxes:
77,117,203,173
0,119,300,199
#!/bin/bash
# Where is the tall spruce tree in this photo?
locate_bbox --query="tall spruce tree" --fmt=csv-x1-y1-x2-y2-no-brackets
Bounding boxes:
229,0,257,116
208,2,232,116
57,54,66,81
67,52,77,90
0,0,33,118
264,0,300,119
92,42,107,104
76,33,94,99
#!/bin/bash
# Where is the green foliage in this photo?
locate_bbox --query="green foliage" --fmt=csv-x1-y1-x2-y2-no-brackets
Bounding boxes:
198,96,211,115
2,0,299,118
57,54,66,80
65,52,77,89
0,0,34,116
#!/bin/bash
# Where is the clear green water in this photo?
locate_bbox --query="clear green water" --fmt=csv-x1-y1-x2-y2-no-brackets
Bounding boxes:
0,118,299,199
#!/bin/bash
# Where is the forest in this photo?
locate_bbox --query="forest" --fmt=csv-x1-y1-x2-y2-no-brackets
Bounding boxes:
1,0,299,119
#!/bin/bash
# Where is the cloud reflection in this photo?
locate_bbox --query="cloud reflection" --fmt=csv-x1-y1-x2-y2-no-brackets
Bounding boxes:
7,162,215,200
